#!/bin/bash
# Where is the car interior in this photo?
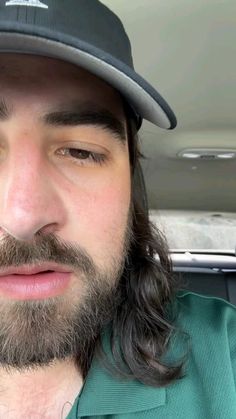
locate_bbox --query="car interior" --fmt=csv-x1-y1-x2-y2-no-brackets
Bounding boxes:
103,0,236,305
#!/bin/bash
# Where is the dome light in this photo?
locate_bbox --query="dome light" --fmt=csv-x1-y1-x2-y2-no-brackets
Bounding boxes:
217,153,235,159
178,149,236,160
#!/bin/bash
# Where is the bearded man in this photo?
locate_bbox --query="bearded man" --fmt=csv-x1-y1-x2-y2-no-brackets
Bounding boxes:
0,1,234,418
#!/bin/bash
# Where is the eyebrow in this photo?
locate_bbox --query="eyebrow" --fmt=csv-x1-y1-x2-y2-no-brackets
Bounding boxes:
0,99,127,145
42,104,126,145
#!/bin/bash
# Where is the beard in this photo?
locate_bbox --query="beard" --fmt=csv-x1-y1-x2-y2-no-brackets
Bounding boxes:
0,212,132,373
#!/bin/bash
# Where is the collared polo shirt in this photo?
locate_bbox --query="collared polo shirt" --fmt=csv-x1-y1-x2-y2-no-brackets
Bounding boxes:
66,291,236,418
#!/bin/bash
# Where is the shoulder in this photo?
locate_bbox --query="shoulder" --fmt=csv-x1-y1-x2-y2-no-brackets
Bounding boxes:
160,292,236,419
172,290,236,356
175,290,236,323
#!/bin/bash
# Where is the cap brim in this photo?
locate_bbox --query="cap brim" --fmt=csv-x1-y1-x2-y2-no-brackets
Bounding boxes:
0,31,177,129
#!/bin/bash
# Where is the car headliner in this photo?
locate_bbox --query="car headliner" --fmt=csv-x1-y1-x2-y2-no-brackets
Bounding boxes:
102,0,236,214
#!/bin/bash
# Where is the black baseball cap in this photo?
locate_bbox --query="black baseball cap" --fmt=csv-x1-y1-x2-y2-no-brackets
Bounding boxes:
0,0,177,130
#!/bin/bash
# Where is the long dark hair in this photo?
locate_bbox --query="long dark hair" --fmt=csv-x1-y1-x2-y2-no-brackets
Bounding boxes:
88,104,189,387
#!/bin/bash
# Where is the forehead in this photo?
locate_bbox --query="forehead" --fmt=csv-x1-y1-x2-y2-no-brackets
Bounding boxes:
0,53,125,116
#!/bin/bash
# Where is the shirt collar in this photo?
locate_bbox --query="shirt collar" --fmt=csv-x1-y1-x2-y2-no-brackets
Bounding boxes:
77,326,166,416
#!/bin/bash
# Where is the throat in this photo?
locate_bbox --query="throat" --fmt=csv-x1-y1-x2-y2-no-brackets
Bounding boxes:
0,358,83,419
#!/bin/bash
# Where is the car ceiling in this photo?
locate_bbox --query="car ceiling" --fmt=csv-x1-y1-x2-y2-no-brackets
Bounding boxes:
101,0,236,213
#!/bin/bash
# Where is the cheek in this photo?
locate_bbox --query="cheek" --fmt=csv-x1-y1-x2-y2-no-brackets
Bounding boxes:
66,179,131,263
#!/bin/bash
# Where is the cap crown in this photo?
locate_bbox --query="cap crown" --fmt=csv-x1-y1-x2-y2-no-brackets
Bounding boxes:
1,0,134,67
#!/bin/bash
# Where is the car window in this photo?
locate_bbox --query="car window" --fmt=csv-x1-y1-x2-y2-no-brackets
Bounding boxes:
151,210,236,252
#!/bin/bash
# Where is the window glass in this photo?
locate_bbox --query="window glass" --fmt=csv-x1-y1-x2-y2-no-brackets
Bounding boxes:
150,210,236,252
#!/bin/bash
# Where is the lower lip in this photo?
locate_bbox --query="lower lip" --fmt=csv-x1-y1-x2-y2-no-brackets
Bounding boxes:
0,272,71,300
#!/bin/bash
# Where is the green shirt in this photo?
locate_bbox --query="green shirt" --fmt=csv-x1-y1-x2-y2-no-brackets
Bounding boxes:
66,291,236,418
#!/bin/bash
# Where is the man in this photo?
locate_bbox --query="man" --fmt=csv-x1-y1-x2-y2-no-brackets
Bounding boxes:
0,1,234,418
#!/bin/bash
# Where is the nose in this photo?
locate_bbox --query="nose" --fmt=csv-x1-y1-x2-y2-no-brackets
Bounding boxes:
0,142,67,241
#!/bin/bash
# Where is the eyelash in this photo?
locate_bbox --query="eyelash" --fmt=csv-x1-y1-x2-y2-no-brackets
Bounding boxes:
56,148,107,166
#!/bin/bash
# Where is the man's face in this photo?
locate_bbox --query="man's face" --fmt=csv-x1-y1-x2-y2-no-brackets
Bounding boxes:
0,54,132,370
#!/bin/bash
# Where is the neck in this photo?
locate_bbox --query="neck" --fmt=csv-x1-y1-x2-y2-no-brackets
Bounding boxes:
0,358,83,418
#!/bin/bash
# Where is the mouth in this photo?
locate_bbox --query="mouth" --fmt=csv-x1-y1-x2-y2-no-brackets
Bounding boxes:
0,268,72,300
0,263,72,276
14,270,54,275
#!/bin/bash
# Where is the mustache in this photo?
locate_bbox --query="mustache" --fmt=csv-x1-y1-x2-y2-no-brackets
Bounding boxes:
0,232,96,277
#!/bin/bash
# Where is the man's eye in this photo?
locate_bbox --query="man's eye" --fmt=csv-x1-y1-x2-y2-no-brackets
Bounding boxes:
57,148,107,166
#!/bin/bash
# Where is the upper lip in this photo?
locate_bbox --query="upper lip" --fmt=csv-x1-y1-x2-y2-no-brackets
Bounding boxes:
0,263,72,276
